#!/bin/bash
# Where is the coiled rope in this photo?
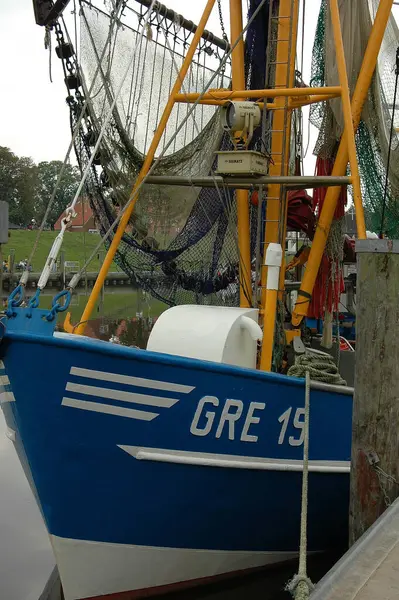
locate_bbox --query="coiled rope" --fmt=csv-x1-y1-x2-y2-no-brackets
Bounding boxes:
288,348,346,386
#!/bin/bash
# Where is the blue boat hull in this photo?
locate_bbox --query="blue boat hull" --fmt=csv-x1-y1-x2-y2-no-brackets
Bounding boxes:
0,311,352,599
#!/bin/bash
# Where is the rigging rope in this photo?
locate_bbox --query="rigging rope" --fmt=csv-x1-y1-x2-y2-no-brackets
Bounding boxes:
65,1,157,222
30,0,157,296
62,0,264,309
67,0,269,299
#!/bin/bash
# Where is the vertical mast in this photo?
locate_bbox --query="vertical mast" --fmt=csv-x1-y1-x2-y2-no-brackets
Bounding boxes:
229,0,252,308
259,0,299,371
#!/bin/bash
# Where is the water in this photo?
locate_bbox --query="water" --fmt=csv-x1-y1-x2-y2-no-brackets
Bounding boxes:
0,413,341,599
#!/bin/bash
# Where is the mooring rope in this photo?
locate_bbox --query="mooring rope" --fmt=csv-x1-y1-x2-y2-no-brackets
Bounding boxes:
286,343,346,598
286,371,314,600
288,348,346,386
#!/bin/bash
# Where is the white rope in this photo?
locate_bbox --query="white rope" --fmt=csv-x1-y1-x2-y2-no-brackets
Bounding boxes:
37,219,69,290
67,0,269,293
286,370,314,600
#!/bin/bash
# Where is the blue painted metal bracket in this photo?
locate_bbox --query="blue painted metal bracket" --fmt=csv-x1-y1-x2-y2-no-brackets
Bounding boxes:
1,308,57,337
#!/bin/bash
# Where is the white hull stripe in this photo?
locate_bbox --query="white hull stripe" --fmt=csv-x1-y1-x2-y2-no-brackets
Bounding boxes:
65,382,179,408
0,391,16,404
62,398,158,420
0,361,15,403
118,445,351,473
50,534,299,600
70,367,195,394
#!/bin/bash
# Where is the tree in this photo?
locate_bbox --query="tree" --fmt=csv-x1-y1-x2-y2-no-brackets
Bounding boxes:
0,146,37,225
34,161,81,227
0,148,81,228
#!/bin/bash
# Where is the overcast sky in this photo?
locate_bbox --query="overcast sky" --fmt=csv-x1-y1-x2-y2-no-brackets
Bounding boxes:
2,1,398,164
0,0,322,165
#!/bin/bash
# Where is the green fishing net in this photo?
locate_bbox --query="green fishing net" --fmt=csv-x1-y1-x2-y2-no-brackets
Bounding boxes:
311,0,399,237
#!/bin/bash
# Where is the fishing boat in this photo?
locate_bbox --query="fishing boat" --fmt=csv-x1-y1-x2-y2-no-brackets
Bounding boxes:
2,0,398,598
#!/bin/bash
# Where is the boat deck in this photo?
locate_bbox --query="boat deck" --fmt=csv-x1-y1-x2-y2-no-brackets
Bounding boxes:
311,498,399,600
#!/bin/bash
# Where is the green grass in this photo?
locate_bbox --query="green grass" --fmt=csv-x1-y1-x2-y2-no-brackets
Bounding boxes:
5,230,116,271
7,230,168,323
39,291,167,324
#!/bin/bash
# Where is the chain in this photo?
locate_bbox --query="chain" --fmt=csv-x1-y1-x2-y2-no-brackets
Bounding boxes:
374,464,399,507
367,450,399,508
217,0,229,43
54,19,96,153
216,0,230,82
55,22,73,77
53,17,99,222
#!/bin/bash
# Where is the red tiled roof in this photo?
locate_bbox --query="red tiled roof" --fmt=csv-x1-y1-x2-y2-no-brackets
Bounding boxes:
54,197,94,230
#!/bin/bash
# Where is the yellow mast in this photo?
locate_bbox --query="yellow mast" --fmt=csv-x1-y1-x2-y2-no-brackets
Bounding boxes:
259,0,299,371
229,0,252,308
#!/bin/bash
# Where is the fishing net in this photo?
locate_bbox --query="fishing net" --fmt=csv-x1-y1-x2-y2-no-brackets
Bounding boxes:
311,0,399,238
62,0,270,308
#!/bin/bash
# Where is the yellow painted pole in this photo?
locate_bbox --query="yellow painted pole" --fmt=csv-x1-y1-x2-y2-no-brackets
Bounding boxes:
292,0,394,327
73,0,217,334
259,0,296,371
230,0,251,307
175,98,271,109
277,0,300,295
289,92,341,109
174,86,343,103
329,0,365,239
260,0,292,307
